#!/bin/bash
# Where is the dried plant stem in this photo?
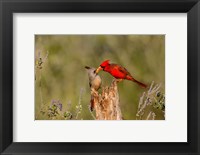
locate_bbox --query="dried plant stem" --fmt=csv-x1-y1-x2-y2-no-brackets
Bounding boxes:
35,70,45,119
146,111,156,120
75,88,84,119
35,50,49,119
39,70,44,106
88,106,96,120
136,81,164,120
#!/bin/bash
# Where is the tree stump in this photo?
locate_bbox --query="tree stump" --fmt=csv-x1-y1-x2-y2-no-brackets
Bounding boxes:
91,80,122,120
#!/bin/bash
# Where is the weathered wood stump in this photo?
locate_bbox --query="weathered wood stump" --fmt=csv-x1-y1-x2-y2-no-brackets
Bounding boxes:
91,80,122,120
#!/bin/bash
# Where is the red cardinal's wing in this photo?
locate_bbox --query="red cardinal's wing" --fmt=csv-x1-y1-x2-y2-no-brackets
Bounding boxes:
117,65,132,76
109,64,133,79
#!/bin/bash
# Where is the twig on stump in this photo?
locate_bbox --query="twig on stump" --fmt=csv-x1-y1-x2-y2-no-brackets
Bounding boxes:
91,79,122,120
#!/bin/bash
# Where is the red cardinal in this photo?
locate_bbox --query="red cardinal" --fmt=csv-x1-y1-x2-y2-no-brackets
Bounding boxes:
95,60,147,88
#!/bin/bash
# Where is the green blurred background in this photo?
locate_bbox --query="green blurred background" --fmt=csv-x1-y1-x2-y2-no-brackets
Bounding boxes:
35,35,165,120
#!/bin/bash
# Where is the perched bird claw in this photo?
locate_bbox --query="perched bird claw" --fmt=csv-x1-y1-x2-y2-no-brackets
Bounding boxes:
116,79,123,83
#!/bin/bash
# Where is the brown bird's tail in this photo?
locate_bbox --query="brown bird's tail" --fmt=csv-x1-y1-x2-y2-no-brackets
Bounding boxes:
127,76,147,88
90,95,95,111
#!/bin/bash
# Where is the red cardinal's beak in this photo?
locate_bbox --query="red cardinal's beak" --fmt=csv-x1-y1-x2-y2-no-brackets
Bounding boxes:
95,66,103,73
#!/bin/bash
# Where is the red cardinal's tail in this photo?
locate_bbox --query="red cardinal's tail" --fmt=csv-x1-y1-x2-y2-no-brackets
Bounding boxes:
133,79,147,88
127,76,147,88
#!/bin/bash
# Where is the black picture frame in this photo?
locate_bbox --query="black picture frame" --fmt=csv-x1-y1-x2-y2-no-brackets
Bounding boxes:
0,0,199,154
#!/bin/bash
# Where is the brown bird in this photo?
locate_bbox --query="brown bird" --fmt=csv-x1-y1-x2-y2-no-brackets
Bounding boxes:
85,66,102,111
95,60,147,88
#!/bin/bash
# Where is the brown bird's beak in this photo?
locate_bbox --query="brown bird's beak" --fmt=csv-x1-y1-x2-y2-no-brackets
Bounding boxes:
95,66,103,73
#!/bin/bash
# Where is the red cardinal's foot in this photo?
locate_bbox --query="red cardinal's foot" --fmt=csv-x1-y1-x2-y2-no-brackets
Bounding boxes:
116,79,123,83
